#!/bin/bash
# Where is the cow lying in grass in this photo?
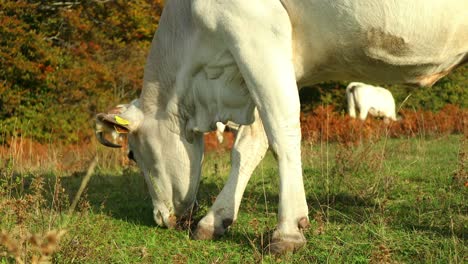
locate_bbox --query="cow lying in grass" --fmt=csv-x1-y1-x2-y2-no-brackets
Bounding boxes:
346,82,398,123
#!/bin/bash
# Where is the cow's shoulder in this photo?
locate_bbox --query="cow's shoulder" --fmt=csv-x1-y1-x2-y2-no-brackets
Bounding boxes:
192,0,288,33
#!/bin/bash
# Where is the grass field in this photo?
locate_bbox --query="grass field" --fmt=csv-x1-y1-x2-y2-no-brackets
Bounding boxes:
1,135,466,263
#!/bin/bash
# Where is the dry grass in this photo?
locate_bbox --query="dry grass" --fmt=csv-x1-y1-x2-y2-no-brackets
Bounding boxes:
0,230,66,264
0,165,67,263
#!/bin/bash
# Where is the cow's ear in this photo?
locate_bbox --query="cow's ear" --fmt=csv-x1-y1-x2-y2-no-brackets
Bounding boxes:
96,113,132,134
95,100,143,148
102,101,144,132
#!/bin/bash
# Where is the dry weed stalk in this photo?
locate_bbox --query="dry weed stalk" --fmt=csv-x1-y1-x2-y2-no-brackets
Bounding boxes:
313,211,325,235
0,231,22,263
69,155,98,214
1,173,47,225
452,137,467,188
370,243,394,264
0,229,66,264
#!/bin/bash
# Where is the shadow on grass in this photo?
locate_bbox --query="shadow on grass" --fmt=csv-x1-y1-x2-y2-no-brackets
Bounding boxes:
56,166,464,249
60,169,244,230
309,192,466,240
239,184,466,240
390,204,467,239
61,170,376,229
60,169,155,227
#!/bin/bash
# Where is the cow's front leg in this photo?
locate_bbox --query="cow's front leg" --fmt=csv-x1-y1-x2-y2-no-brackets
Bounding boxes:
193,114,268,239
217,2,309,254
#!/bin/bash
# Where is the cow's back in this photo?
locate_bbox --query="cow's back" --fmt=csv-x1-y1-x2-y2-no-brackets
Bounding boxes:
355,85,394,109
282,0,468,86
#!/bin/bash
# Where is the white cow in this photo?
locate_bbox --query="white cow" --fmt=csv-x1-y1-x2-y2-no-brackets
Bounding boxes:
95,0,467,254
346,82,398,123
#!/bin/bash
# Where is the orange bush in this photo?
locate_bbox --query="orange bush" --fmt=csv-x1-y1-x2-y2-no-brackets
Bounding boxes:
209,105,468,151
301,104,467,145
204,132,235,152
206,104,467,151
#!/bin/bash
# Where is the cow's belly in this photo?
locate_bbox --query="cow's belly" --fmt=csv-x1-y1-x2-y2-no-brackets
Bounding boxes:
283,0,468,87
184,50,256,134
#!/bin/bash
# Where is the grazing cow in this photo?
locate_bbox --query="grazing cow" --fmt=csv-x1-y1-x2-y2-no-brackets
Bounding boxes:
346,82,398,123
95,0,467,254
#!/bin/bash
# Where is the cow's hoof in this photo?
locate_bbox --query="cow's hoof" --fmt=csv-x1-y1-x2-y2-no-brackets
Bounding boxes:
267,231,306,255
298,217,310,230
192,218,233,240
191,224,226,240
192,225,216,240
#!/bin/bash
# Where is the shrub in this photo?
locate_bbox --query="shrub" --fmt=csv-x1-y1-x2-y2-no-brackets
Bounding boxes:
205,104,466,151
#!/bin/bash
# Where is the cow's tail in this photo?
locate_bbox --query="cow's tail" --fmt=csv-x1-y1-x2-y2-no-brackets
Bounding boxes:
346,85,357,118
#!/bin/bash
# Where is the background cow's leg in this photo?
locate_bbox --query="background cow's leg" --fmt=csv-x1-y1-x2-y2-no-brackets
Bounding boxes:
193,114,268,239
347,93,357,118
218,3,309,254
359,107,369,121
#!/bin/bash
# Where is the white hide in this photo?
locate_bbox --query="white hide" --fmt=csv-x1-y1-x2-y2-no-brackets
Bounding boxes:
96,0,467,254
215,121,240,144
346,82,398,122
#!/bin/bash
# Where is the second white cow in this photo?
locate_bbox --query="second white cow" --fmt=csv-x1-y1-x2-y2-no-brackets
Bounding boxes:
346,82,398,123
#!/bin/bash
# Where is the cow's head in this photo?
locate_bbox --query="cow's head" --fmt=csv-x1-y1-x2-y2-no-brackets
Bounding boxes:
96,99,204,228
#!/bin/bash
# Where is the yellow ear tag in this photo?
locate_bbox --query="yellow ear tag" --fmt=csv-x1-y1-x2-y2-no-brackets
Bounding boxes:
115,115,130,126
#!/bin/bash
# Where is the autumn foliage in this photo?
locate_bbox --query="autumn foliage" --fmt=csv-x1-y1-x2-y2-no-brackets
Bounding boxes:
0,0,163,143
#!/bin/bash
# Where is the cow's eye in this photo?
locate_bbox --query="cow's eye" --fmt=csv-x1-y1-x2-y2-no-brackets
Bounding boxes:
127,150,136,162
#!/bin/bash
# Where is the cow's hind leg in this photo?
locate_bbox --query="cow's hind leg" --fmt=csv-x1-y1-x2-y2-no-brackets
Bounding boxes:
359,107,369,121
217,2,309,254
193,113,268,239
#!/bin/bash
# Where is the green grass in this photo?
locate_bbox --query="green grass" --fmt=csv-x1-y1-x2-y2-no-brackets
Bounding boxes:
1,135,466,263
